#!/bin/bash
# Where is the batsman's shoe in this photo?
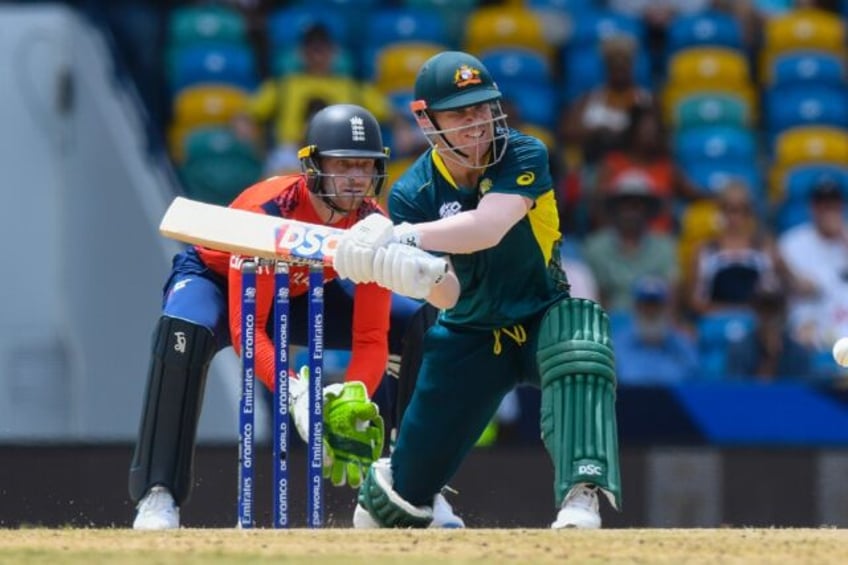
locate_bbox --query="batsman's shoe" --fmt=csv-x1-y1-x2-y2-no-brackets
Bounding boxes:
431,493,465,528
352,503,380,528
551,483,601,529
133,486,179,530
354,491,465,529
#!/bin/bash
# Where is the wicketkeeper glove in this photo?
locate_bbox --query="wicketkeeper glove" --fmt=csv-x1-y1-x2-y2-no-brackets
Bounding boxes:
289,367,385,488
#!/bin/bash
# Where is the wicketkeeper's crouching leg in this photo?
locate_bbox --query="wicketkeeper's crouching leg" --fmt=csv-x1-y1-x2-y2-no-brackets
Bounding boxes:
537,298,622,529
128,316,216,529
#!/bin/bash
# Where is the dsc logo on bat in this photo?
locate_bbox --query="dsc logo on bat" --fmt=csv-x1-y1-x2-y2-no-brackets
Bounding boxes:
274,224,340,261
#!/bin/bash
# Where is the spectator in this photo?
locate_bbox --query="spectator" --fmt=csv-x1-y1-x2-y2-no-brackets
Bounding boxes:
725,279,812,380
612,276,699,385
559,35,655,168
583,172,679,313
684,181,791,317
778,176,848,350
595,104,701,233
233,23,392,175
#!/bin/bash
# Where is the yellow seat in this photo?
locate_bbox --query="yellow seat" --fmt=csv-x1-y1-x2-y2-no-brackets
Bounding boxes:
464,8,551,61
774,126,848,169
762,8,846,58
677,199,720,283
374,42,446,95
172,85,250,129
769,127,848,201
667,47,751,89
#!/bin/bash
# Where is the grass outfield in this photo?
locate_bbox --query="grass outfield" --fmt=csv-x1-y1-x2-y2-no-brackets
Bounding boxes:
0,529,847,564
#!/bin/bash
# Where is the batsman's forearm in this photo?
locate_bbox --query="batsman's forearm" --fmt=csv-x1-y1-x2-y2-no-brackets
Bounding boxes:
417,212,503,254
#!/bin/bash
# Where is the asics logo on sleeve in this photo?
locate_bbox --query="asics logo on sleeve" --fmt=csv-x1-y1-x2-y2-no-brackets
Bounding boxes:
517,172,535,186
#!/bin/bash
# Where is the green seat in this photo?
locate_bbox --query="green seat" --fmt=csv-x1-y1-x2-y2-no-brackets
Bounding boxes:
271,46,355,77
673,93,752,131
168,5,248,47
179,127,263,206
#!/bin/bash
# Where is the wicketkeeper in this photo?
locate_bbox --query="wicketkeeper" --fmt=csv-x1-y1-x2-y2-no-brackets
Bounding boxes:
128,104,461,529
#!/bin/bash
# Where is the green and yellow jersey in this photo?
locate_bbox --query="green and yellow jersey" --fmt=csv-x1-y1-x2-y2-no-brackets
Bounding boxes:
388,129,570,330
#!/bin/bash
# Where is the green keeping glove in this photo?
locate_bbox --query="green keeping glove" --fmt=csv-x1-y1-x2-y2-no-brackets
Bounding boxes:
321,381,385,488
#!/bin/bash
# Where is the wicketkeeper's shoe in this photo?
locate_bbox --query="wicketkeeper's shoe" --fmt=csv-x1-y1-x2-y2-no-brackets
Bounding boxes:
132,486,180,530
551,483,601,529
431,493,465,528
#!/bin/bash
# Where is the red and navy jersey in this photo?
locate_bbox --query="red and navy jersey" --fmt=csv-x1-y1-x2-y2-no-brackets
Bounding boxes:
196,174,390,395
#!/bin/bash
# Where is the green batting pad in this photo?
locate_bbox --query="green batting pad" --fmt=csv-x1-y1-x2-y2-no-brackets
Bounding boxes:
537,298,622,510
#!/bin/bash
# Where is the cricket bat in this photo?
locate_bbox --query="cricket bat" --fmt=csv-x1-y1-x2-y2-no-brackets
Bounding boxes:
159,197,448,278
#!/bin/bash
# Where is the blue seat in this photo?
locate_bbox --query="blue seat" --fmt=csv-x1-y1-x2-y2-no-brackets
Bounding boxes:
567,9,646,48
560,44,652,104
775,165,848,231
765,84,848,143
666,10,744,57
769,51,847,88
686,161,764,198
169,43,258,93
674,126,757,166
526,0,596,11
481,48,551,84
266,6,349,49
697,310,757,378
359,9,450,79
168,5,248,47
497,80,557,128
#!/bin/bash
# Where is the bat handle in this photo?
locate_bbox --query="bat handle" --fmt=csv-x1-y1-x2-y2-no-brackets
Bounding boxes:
423,256,449,284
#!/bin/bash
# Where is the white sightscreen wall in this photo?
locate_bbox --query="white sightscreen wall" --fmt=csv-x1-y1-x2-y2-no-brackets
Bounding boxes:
0,5,243,442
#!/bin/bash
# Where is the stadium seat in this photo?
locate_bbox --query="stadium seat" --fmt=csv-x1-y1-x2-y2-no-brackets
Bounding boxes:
464,8,551,60
372,42,444,93
360,9,449,80
764,84,848,145
497,81,557,129
171,85,250,129
685,161,764,198
697,309,757,379
674,126,757,167
666,47,751,89
666,10,744,57
270,45,355,77
773,126,848,170
671,93,752,131
402,0,480,46
772,164,848,231
764,51,847,88
566,9,646,49
266,6,349,49
168,43,258,94
662,85,758,128
168,5,247,48
560,43,652,104
481,48,552,84
179,127,263,206
760,7,847,71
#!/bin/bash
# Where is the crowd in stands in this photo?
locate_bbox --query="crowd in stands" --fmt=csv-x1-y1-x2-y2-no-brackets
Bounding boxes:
81,0,848,394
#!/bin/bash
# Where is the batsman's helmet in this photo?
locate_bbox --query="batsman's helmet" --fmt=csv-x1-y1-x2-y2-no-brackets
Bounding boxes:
411,51,509,168
299,104,390,198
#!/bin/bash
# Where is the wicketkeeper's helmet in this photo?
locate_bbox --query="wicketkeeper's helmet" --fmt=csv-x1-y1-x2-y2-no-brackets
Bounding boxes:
411,51,509,168
299,104,390,198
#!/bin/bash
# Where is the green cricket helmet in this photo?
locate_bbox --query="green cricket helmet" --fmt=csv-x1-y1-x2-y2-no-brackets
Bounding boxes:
298,104,390,208
411,51,509,168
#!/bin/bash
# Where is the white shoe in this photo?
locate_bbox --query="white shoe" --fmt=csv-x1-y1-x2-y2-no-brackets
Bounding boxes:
353,503,380,528
133,486,180,530
551,483,601,529
431,493,465,528
353,491,464,529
